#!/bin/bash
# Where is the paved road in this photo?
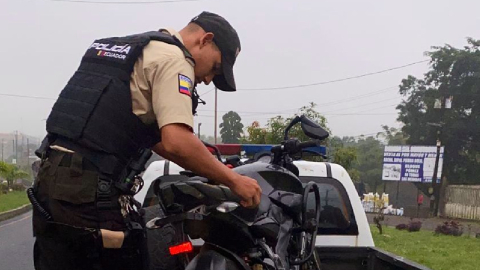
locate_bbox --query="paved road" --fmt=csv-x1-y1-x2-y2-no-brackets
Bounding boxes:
0,211,35,270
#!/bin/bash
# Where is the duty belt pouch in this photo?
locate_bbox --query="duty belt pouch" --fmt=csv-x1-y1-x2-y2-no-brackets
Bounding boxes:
51,153,98,205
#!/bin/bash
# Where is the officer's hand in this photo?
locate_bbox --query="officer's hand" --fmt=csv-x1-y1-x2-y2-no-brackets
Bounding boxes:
230,175,262,208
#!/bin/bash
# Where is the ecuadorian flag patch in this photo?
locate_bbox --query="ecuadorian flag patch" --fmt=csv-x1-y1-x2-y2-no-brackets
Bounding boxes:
178,74,193,97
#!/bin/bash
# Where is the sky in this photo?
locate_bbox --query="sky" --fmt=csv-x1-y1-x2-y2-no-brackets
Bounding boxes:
1,0,480,140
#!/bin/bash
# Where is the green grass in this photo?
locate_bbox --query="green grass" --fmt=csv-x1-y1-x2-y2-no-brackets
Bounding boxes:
371,225,480,270
0,191,30,213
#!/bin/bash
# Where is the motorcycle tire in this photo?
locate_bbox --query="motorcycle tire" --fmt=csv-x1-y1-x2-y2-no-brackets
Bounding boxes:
144,204,183,270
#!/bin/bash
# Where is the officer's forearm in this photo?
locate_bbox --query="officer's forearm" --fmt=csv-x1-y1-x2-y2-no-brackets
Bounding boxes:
153,124,238,188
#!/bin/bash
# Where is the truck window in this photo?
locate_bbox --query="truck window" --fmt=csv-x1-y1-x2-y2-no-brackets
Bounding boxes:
300,176,359,235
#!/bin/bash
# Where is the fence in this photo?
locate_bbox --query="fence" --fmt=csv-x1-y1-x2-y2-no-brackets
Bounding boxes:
444,185,480,220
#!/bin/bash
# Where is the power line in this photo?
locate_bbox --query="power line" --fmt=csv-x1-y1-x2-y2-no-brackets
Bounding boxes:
198,99,400,119
0,77,399,107
200,88,215,97
320,97,400,114
354,103,398,114
331,131,388,139
0,91,399,120
327,113,397,116
315,86,397,107
326,104,399,119
50,0,198,4
196,108,296,115
239,60,428,91
197,112,396,118
352,132,382,138
197,85,399,116
0,87,215,101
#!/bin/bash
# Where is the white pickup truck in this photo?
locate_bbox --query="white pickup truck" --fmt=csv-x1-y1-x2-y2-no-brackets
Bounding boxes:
135,156,430,270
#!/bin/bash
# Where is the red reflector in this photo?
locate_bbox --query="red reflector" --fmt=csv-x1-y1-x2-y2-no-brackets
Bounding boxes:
169,242,193,255
226,164,234,169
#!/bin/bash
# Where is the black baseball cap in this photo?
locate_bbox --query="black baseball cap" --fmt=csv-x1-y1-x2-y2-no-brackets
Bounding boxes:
191,11,241,92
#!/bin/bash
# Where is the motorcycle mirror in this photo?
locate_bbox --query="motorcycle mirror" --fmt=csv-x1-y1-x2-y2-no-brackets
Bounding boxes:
284,116,301,140
202,141,222,161
216,202,240,213
300,115,329,140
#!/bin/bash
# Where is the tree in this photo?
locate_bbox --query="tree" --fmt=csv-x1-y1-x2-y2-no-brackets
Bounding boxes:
219,111,244,143
199,135,216,144
354,136,384,192
241,104,389,188
285,102,330,143
397,38,480,184
332,146,357,171
243,103,330,145
329,135,385,191
377,125,406,145
265,116,287,144
0,162,7,182
332,145,359,182
0,161,29,191
242,121,267,144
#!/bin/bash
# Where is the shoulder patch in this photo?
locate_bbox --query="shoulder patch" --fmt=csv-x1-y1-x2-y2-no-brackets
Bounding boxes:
178,74,193,97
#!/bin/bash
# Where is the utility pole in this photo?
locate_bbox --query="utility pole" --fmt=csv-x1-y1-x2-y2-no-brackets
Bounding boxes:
431,139,441,216
197,123,202,139
427,127,441,216
214,87,218,144
428,95,451,216
395,180,401,208
27,138,30,166
1,138,4,162
15,130,18,164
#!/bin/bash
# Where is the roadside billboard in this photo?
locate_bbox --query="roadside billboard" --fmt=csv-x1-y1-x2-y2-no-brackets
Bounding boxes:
382,145,444,183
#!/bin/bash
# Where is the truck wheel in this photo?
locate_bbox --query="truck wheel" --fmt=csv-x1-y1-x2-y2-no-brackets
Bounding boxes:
144,205,183,270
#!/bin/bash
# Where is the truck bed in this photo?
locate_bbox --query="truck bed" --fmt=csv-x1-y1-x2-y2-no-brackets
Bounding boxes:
316,247,431,270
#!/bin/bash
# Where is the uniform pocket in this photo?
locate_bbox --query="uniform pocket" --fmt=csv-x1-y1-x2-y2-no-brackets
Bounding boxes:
51,167,98,205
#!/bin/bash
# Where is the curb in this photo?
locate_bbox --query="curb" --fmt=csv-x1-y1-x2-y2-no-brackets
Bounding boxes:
0,204,33,223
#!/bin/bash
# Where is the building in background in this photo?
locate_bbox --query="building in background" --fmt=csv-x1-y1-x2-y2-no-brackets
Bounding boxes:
0,132,42,167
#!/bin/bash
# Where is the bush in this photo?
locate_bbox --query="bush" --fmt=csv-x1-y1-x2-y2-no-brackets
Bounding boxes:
0,184,6,194
435,221,463,236
12,183,25,191
395,219,422,232
408,221,422,232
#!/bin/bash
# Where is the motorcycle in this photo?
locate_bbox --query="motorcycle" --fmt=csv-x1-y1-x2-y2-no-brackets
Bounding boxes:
146,115,329,270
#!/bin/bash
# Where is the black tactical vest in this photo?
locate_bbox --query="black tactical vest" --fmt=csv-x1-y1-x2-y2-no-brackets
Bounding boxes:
46,31,193,175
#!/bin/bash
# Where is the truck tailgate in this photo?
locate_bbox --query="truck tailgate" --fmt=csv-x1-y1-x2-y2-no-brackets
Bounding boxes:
316,247,432,270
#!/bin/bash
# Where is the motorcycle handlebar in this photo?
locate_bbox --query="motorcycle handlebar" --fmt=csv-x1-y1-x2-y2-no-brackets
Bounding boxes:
287,140,320,154
271,140,320,156
296,140,320,150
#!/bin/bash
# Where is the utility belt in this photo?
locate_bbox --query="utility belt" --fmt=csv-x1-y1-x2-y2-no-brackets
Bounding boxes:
48,149,128,212
31,135,152,232
35,135,151,199
29,146,150,269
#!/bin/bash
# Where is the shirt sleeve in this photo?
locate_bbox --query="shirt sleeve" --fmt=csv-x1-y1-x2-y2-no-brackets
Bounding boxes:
145,49,195,131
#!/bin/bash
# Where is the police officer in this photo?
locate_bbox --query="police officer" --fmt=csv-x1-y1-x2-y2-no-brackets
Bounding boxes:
32,11,262,270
